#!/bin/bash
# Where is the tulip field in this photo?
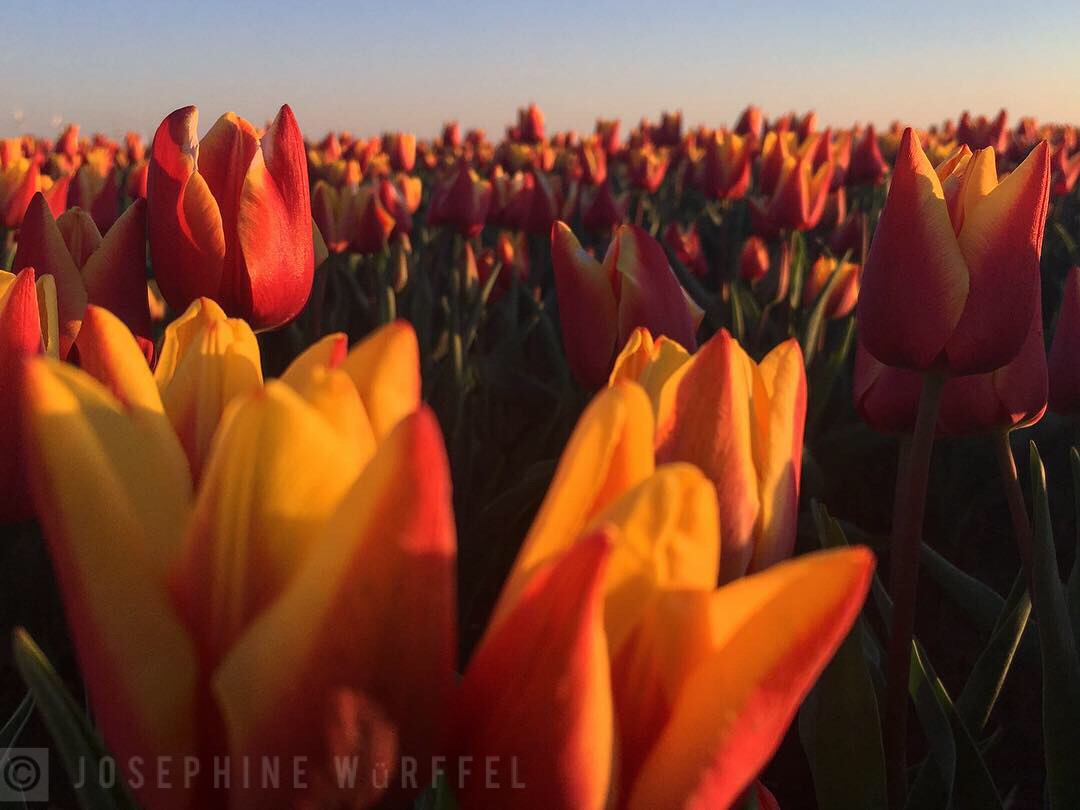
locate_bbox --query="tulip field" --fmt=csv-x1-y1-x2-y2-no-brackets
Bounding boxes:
3,103,1080,810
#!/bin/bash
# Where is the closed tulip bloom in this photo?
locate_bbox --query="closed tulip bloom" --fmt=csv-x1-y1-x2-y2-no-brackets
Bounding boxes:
802,255,860,319
751,131,834,232
385,131,416,172
21,309,452,809
1050,143,1080,197
148,105,314,331
581,182,627,233
0,267,58,521
427,160,492,237
630,328,807,581
348,184,396,254
627,146,669,193
663,222,709,278
700,131,752,200
551,222,702,389
310,180,351,253
518,102,546,144
456,383,873,809
738,236,770,283
12,192,88,357
1049,266,1080,414
846,124,889,186
153,298,264,478
56,200,153,342
69,149,120,232
858,128,1050,374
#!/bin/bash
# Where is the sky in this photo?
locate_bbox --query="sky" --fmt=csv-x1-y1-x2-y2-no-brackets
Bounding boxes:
3,0,1079,141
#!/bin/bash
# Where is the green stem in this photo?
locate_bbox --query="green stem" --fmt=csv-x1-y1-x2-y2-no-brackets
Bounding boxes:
884,370,945,810
991,430,1033,579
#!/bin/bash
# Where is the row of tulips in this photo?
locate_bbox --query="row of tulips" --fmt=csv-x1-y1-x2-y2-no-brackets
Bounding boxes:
2,98,1080,809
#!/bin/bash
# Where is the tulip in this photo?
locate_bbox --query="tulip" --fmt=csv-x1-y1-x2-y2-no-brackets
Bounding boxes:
734,104,764,147
310,180,352,253
699,131,751,200
21,308,452,810
751,131,834,232
456,383,873,809
12,192,88,357
551,222,702,388
69,148,120,232
802,255,860,319
662,222,709,278
580,182,627,233
518,103,546,144
1049,266,1080,414
0,267,58,521
427,160,492,237
153,298,263,478
856,297,1047,437
846,124,889,186
858,129,1050,375
738,236,770,284
148,105,314,331
348,184,396,254
612,328,806,581
55,200,153,342
1050,143,1080,197
385,132,416,172
627,146,669,194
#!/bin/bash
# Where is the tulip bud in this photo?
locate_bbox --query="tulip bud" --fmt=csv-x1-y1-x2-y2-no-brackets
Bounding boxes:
858,129,1050,375
154,297,263,478
846,124,889,186
427,161,492,237
148,104,314,331
739,236,771,284
802,256,860,319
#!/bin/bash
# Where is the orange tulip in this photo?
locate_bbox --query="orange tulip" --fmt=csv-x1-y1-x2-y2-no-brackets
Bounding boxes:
22,309,447,809
147,105,314,331
699,130,752,200
551,222,702,388
0,267,58,521
751,130,834,232
455,383,873,808
802,255,860,319
610,328,807,581
738,236,770,284
858,128,1050,374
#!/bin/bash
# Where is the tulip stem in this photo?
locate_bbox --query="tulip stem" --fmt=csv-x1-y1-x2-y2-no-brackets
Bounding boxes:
884,369,945,810
991,430,1034,583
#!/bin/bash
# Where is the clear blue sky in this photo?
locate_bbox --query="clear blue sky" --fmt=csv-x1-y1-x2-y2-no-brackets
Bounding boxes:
3,0,1078,140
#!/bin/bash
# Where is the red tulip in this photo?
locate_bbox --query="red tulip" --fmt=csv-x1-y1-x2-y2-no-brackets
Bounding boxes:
148,104,314,330
663,222,708,278
739,236,770,284
846,124,889,186
551,222,701,388
858,129,1049,374
427,160,492,237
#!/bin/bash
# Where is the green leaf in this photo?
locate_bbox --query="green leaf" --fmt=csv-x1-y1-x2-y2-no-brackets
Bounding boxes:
868,580,1003,809
799,262,844,368
0,693,34,752
12,628,139,810
1028,442,1080,809
954,570,1032,734
799,503,888,810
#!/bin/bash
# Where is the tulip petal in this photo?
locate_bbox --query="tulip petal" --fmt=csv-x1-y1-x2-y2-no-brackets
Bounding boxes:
212,408,456,808
75,305,162,416
147,106,226,313
154,298,263,478
454,530,614,810
656,329,760,582
947,141,1049,374
611,224,698,350
551,221,619,388
494,382,655,625
748,339,806,573
585,463,720,651
171,381,364,669
280,331,348,387
21,358,196,810
624,547,875,809
608,327,691,415
338,320,420,441
858,128,968,370
81,198,153,340
13,192,88,358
